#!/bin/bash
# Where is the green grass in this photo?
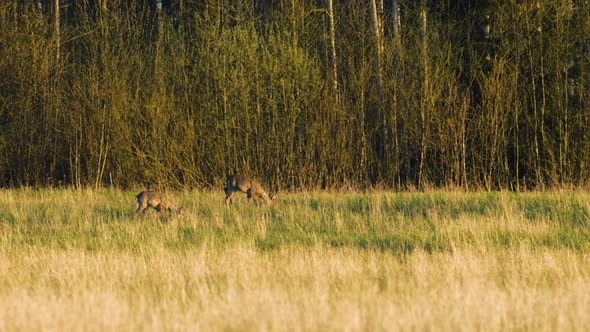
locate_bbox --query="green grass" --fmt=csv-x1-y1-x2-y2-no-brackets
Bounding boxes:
4,189,589,253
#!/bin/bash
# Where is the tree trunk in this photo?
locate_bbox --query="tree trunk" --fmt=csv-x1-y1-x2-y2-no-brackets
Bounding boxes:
418,7,429,189
156,0,163,35
37,1,43,18
524,10,543,187
327,0,339,102
370,0,384,100
392,0,400,35
55,0,60,61
291,0,298,48
371,0,387,173
390,0,401,186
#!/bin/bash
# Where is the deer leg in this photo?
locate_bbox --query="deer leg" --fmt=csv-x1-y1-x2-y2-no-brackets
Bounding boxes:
225,191,234,207
134,204,147,219
249,190,262,206
246,189,257,205
133,208,142,219
157,204,167,221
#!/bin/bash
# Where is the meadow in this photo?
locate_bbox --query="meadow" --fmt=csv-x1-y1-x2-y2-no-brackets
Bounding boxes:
1,188,590,331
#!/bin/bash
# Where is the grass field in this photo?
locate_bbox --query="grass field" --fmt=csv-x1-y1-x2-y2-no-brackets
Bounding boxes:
1,189,590,331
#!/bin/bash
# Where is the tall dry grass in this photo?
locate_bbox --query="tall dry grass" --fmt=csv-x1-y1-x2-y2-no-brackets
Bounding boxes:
0,189,590,331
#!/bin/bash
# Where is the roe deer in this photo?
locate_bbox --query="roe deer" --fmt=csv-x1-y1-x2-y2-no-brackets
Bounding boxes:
224,174,275,206
134,191,184,220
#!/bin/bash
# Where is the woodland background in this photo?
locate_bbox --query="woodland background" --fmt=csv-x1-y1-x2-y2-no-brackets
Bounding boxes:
1,0,590,191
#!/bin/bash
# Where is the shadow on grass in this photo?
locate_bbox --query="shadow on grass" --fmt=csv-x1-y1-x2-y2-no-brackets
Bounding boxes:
255,221,453,255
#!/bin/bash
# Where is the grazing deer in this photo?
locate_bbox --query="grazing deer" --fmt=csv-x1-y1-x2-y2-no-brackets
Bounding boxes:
133,191,184,220
224,174,275,207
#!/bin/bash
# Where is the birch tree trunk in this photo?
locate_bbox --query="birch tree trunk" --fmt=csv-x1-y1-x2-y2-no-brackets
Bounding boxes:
371,0,388,172
291,0,297,48
392,0,400,35
327,0,339,102
156,0,163,34
390,0,402,185
370,0,384,100
37,1,43,18
54,0,60,61
524,9,542,186
418,7,429,188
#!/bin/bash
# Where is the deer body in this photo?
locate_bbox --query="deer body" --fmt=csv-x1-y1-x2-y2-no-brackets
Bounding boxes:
224,174,274,206
134,191,184,220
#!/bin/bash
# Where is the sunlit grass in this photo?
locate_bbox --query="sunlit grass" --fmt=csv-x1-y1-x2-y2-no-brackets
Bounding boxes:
1,189,590,330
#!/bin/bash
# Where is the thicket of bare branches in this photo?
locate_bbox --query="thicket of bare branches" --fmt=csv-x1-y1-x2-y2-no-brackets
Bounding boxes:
1,1,589,190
